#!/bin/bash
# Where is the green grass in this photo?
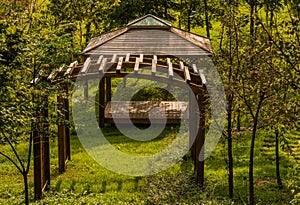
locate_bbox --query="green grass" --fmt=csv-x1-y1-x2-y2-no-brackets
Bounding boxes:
0,128,298,204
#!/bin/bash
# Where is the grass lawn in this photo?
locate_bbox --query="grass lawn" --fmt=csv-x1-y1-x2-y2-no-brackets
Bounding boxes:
0,126,298,204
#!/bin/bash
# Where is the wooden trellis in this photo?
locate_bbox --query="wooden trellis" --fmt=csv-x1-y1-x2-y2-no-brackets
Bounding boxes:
33,14,213,199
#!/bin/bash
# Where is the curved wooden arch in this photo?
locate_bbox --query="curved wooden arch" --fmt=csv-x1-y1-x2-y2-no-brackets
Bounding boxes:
49,54,207,90
33,54,208,199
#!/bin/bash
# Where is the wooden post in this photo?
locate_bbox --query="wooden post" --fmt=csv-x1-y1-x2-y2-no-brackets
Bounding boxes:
64,84,71,160
99,78,105,128
189,90,197,161
34,95,51,199
33,127,42,199
106,77,111,104
195,92,205,185
84,80,88,100
42,96,50,191
57,95,66,173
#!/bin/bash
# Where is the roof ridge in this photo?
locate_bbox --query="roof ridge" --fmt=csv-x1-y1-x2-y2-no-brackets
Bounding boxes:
127,14,171,27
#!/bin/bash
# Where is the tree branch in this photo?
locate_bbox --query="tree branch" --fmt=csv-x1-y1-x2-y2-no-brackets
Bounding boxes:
1,131,25,172
0,151,23,174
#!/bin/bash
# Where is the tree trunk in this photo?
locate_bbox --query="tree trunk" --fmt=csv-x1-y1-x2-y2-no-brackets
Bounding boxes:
275,127,283,189
249,118,257,205
227,93,234,199
249,2,257,203
249,97,264,205
203,0,210,38
237,107,241,132
23,173,29,205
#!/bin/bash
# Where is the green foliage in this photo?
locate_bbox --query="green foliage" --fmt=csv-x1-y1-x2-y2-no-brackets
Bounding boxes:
131,87,176,101
0,130,297,204
0,0,299,204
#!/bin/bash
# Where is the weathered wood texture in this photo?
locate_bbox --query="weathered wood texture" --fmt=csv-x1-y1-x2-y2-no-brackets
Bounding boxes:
85,29,211,56
34,96,50,200
98,78,105,128
57,84,71,173
195,93,206,185
105,101,188,124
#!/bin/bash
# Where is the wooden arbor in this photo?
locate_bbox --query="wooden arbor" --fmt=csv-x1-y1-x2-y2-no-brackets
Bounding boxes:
33,14,213,199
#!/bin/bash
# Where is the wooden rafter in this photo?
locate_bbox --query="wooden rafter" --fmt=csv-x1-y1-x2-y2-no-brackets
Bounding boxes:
167,58,173,78
47,54,207,89
65,61,78,76
199,70,206,84
134,57,140,73
116,57,123,73
111,54,117,63
81,57,91,74
99,58,107,73
184,66,191,82
125,53,130,62
192,64,198,73
151,58,157,76
97,55,104,64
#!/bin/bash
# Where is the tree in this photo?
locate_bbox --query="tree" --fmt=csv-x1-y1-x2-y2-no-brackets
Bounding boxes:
0,1,76,203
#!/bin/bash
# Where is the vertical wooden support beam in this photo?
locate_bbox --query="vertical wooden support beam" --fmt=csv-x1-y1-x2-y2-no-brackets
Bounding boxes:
99,78,105,128
84,80,88,100
33,122,42,200
63,84,70,161
195,92,205,185
57,95,66,173
189,90,197,162
42,96,50,191
34,95,51,199
106,77,111,104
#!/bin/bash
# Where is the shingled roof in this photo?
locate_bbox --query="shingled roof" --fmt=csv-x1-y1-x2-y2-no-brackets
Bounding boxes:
83,14,212,56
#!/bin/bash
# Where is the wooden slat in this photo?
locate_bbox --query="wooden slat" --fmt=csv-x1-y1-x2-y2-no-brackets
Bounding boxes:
167,58,173,78
199,70,207,84
99,58,107,73
153,55,157,63
31,77,40,84
139,54,143,62
58,65,65,72
125,53,130,62
184,66,191,82
179,61,185,70
111,54,117,63
134,57,140,73
81,57,91,74
65,61,78,75
48,69,58,81
192,64,198,73
97,55,104,64
116,57,124,73
152,58,157,76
